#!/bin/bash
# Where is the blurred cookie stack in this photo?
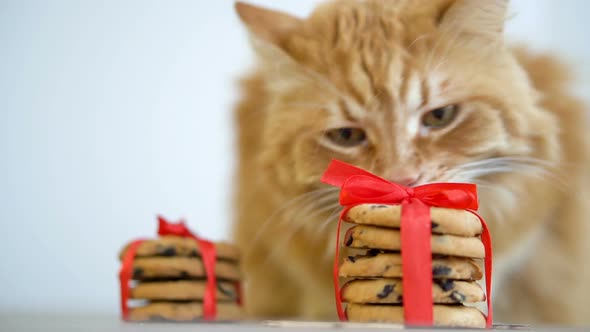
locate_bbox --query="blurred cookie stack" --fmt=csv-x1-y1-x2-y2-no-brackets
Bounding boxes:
119,236,243,322
338,204,487,328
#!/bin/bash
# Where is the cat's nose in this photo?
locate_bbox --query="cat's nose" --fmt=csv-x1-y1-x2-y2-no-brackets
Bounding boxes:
389,175,419,187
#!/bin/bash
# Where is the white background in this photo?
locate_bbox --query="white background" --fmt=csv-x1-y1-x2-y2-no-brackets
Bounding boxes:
1,0,588,314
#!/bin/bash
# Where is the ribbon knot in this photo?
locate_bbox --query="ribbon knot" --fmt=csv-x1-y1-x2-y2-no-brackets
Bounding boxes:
334,167,478,210
321,159,492,328
405,187,415,199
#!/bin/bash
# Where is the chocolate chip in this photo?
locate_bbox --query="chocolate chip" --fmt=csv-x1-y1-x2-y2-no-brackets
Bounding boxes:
132,267,144,279
217,283,237,299
370,205,389,209
432,265,452,277
345,234,354,246
431,221,439,229
347,256,356,263
436,279,455,292
383,264,391,271
367,249,380,256
161,247,177,256
450,291,466,302
432,254,448,259
397,295,403,302
190,248,199,256
377,284,395,299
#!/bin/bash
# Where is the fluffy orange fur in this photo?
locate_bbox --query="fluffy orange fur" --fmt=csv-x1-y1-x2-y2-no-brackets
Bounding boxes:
232,0,590,326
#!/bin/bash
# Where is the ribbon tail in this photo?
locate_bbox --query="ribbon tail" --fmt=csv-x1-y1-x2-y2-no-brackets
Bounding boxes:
481,222,494,328
334,206,354,321
468,210,493,328
193,237,218,320
118,239,146,321
235,281,243,306
401,199,433,325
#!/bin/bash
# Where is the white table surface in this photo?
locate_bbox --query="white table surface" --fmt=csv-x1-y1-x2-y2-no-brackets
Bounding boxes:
0,313,546,332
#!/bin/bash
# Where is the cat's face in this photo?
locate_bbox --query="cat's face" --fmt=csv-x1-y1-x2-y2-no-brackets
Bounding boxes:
238,0,559,199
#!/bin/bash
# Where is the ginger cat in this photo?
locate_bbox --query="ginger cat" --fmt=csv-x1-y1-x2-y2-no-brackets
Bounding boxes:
232,0,590,326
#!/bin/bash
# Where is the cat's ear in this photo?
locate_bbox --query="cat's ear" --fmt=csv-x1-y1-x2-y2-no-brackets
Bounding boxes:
235,2,302,50
235,2,309,88
439,0,509,43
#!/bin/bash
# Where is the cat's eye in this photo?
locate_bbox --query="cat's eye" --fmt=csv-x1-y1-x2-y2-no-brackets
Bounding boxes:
422,105,459,128
324,127,367,147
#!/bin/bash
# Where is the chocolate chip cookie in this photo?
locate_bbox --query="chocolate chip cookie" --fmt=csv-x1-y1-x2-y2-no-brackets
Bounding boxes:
345,204,482,237
341,278,485,304
345,304,486,328
131,257,241,281
119,236,240,261
130,280,240,301
339,251,482,280
128,302,243,322
344,225,485,258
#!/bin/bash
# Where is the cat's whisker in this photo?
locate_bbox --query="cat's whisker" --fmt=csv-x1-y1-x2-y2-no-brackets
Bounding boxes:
317,207,344,262
445,158,588,226
451,167,518,177
407,33,429,51
312,205,342,240
453,156,560,171
440,157,570,226
287,194,339,228
288,200,340,238
472,160,559,175
266,201,342,263
460,167,566,191
242,187,339,258
445,155,568,190
485,202,507,226
468,181,515,225
279,193,340,235
252,188,336,247
304,204,341,252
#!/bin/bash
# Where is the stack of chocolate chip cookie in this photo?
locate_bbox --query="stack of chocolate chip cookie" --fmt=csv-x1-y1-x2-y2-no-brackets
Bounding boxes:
119,236,243,322
339,204,487,328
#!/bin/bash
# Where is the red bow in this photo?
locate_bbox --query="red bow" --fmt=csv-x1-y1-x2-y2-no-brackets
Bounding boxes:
157,217,196,238
118,216,219,321
321,160,493,327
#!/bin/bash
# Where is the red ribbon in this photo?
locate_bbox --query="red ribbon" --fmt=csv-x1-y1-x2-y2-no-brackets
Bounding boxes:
321,160,493,327
119,239,146,320
118,216,226,321
157,216,218,320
